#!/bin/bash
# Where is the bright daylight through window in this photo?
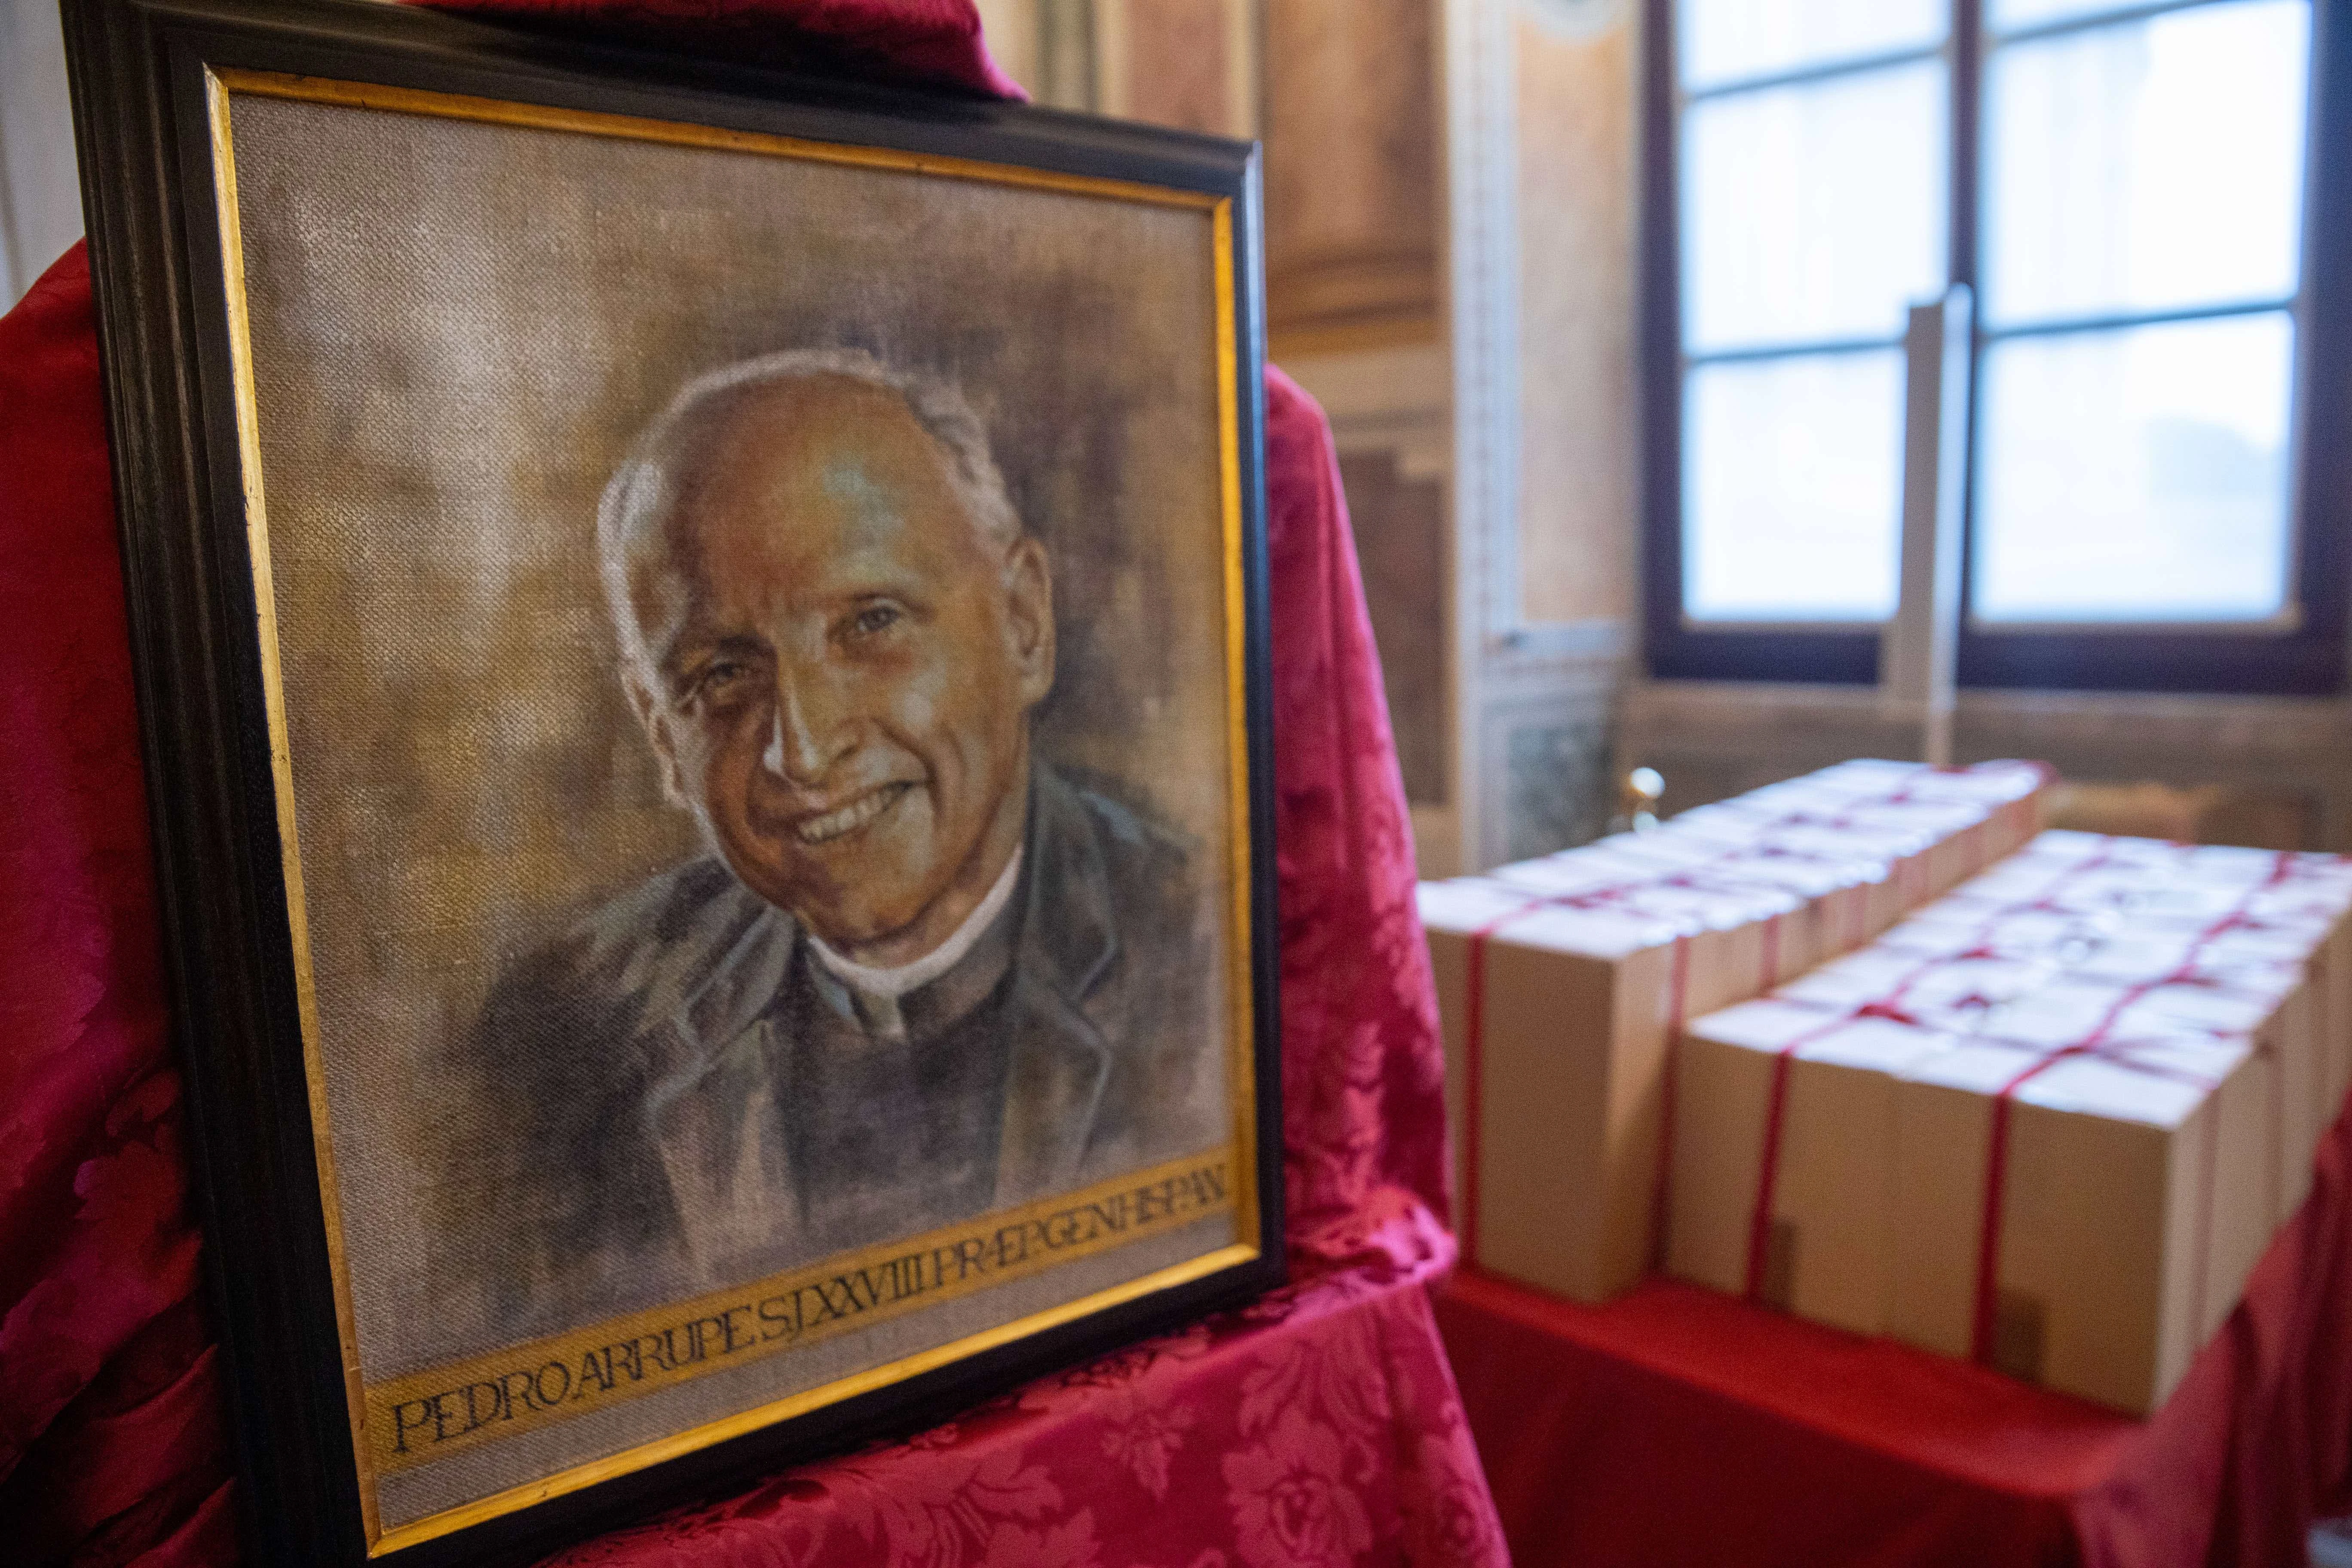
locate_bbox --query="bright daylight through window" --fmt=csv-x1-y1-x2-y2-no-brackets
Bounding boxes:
1673,0,2316,631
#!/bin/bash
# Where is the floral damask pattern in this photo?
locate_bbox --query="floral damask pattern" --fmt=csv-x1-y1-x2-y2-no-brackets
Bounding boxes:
0,248,239,1566
1221,1414,1374,1568
821,1445,1093,1568
0,8,1502,1561
1099,1401,1195,1501
540,1269,1489,1568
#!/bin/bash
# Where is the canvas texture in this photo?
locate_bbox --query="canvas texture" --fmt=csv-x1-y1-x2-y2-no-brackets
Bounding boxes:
210,55,1290,1516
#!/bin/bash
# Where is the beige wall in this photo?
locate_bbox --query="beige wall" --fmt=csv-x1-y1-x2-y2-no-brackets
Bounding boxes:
1514,3,1640,627
1112,0,1237,134
1259,0,1452,821
1263,0,1441,352
972,0,1044,94
985,0,1645,864
979,0,1257,137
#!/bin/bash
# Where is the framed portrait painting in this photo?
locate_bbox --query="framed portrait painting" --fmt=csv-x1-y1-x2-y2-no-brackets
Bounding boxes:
58,0,1282,1560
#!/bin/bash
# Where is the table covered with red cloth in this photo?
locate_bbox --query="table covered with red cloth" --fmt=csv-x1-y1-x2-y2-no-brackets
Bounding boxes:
0,6,1505,1561
1438,1089,2352,1568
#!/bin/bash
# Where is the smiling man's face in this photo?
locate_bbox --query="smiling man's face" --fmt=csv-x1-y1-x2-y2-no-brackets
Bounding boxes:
621,376,1054,966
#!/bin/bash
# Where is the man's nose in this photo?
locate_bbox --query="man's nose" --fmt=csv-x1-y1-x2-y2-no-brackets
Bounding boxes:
762,673,858,786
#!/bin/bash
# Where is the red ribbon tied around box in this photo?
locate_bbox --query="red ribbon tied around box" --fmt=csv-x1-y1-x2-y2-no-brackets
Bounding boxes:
1732,844,2306,1368
1739,843,2128,1301
1458,900,1693,1272
1456,763,2032,1273
1964,851,2299,1364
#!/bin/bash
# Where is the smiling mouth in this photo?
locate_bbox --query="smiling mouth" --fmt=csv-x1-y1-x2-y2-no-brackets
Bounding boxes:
793,782,914,846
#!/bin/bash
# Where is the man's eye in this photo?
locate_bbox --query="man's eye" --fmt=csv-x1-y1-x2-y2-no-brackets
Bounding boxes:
847,603,903,639
692,661,754,700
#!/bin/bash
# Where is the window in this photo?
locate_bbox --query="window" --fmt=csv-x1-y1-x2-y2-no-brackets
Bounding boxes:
1642,0,2352,692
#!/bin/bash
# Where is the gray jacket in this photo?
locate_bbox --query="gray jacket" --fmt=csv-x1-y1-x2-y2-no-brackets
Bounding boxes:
429,767,1218,1350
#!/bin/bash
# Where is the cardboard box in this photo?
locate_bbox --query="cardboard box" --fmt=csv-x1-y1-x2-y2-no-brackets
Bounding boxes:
1420,876,1790,1302
1667,998,1946,1335
2244,857,2352,1121
1670,759,2052,937
1485,842,1824,992
1886,1027,2270,1415
2121,965,2318,1221
1663,825,2329,1412
1668,942,2279,1401
1934,832,2352,1220
1421,759,2051,1304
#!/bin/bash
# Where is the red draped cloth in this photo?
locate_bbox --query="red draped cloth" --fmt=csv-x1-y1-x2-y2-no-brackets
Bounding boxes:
1439,1093,2352,1568
0,6,1503,1562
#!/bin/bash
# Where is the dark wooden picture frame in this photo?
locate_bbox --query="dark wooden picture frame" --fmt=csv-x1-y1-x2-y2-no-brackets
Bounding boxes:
58,1,1284,1561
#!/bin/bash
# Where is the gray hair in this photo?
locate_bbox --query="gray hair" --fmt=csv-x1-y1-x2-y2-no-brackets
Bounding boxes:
596,347,1025,682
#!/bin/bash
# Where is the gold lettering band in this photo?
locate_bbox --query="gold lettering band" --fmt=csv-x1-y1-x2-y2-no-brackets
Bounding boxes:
364,1148,1234,1474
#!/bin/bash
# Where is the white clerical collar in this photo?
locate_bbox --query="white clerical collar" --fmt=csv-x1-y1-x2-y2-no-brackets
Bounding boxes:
805,844,1025,1004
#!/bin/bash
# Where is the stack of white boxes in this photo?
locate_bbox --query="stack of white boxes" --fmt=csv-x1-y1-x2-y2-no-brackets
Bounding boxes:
1665,830,2352,1413
1418,760,2052,1304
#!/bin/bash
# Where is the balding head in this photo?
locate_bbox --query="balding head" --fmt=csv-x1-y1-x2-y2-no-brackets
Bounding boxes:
597,351,1056,967
598,348,1026,684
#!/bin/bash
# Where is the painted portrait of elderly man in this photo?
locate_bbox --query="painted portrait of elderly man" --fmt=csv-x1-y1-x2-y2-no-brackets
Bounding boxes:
197,68,1259,1530
436,349,1224,1341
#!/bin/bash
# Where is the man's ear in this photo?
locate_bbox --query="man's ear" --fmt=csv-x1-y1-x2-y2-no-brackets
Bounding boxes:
624,668,694,808
1003,534,1056,707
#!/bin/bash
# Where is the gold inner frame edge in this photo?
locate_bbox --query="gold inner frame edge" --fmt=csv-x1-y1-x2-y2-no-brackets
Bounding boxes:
201,65,1261,1558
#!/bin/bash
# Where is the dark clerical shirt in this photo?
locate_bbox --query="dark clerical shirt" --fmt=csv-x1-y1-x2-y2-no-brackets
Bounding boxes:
779,866,1022,1259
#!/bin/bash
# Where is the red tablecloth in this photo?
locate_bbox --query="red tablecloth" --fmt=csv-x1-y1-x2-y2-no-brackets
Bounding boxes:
0,5,1505,1562
1437,1093,2352,1568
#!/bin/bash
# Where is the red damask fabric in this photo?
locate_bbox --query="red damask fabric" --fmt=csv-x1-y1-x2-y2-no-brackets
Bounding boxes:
409,0,1029,98
0,4,1494,1550
547,1259,1498,1566
0,251,240,1567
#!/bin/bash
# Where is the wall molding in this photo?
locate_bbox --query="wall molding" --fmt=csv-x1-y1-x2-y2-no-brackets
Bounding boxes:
1445,0,1641,867
1621,679,2352,848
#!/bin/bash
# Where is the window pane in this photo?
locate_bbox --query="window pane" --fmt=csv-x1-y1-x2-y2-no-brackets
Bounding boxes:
1988,0,2128,28
1679,0,1946,92
1983,1,2310,326
1974,313,2296,623
1683,62,1948,353
1989,0,2251,32
1684,350,1905,622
